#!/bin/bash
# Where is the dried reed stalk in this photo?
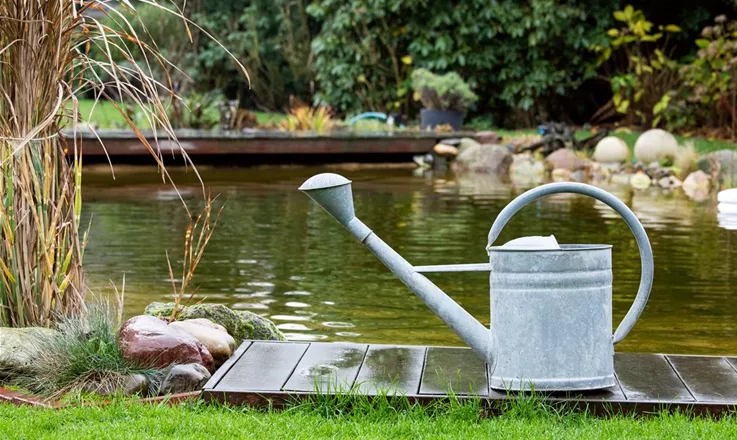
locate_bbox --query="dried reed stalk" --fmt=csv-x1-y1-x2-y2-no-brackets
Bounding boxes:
0,1,246,327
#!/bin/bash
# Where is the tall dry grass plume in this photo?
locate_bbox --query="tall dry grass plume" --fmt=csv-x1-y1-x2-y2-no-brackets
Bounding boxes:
0,1,246,327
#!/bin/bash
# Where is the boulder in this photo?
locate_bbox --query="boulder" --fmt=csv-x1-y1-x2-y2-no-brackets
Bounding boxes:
432,143,458,157
510,153,544,186
169,319,236,366
634,129,678,164
118,315,215,372
630,173,652,190
82,373,149,397
683,170,712,201
611,173,632,186
457,137,480,155
544,149,590,172
551,168,572,182
646,162,673,180
658,175,682,190
452,143,513,175
474,131,502,145
145,303,286,344
593,136,630,164
0,327,59,377
159,363,211,395
700,149,737,188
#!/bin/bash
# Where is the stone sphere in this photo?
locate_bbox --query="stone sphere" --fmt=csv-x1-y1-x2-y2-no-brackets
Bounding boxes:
634,129,678,164
593,136,630,163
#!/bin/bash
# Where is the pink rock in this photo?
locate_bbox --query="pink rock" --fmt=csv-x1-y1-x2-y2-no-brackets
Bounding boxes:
118,315,215,372
544,149,590,172
474,131,502,145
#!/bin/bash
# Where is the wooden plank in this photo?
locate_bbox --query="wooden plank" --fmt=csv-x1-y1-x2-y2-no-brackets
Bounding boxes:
420,347,488,396
283,342,369,392
215,341,308,392
203,341,253,390
667,355,737,402
354,345,426,396
614,353,694,402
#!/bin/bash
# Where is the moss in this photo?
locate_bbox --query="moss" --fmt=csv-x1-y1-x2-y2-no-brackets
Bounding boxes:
144,303,286,344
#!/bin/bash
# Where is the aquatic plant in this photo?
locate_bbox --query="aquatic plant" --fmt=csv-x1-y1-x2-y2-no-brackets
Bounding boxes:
0,1,246,327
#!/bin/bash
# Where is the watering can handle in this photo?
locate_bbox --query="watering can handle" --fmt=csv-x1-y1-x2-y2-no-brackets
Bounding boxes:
486,182,653,345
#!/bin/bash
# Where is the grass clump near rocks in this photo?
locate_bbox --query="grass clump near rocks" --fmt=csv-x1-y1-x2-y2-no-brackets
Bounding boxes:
144,302,286,344
7,301,159,398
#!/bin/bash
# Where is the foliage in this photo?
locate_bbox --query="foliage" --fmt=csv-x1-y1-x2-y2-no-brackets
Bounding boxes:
170,92,224,130
308,0,617,122
410,69,478,112
281,100,336,133
167,198,223,321
187,0,313,111
0,1,245,328
593,5,682,127
666,14,737,136
10,301,160,398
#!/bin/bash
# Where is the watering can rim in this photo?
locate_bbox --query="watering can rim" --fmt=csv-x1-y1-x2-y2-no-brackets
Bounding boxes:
487,244,612,252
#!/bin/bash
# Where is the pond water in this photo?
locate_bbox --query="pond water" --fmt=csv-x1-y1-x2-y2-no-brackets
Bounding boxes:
82,165,737,355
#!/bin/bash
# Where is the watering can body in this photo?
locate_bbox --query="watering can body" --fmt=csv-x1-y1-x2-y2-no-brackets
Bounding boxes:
299,174,654,392
488,245,615,390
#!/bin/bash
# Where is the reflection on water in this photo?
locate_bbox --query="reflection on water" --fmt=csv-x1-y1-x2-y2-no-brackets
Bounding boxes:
81,166,737,355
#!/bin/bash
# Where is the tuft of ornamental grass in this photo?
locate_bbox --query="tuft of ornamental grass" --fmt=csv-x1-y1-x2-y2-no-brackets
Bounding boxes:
0,1,246,328
11,299,160,399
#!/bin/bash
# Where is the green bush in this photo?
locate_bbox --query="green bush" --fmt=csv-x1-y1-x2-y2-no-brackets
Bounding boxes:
308,0,617,121
191,0,313,111
92,1,733,126
410,69,478,112
665,14,737,132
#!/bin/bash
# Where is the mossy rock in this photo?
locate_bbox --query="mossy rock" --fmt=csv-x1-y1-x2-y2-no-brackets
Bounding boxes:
0,327,60,379
144,303,286,344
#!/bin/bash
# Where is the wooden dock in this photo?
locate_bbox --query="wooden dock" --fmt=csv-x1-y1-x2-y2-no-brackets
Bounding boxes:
68,129,470,164
202,341,737,416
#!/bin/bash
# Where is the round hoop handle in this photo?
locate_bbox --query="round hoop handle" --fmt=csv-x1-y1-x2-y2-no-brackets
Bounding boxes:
486,182,653,345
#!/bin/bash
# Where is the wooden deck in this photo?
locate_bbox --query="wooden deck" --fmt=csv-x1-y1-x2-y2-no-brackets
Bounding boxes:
67,129,470,163
202,341,737,416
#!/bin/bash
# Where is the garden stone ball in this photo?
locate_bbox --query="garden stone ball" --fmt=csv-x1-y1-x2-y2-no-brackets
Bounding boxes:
634,129,678,164
593,136,629,164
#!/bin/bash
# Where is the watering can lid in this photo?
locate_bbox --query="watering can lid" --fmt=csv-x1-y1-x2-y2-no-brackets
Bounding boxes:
500,235,561,250
299,173,352,191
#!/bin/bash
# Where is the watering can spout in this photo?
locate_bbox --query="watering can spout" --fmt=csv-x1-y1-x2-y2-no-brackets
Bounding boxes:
300,173,493,363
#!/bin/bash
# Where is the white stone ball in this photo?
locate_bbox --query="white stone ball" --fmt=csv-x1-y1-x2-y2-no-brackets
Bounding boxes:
634,129,678,164
593,136,630,163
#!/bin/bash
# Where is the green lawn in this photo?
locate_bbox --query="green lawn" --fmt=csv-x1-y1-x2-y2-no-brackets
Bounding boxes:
1,398,737,439
71,99,286,129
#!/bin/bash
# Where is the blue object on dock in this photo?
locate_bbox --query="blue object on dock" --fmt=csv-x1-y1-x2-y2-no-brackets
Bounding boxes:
347,112,388,126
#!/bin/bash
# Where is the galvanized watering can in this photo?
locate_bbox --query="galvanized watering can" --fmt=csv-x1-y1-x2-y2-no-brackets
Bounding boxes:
299,174,654,391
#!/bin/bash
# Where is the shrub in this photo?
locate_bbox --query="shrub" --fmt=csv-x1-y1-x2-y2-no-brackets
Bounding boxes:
410,69,478,112
592,5,682,127
170,92,224,130
666,14,737,136
308,0,616,121
280,99,336,133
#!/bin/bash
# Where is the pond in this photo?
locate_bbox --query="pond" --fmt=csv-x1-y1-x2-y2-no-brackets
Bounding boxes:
82,165,737,355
